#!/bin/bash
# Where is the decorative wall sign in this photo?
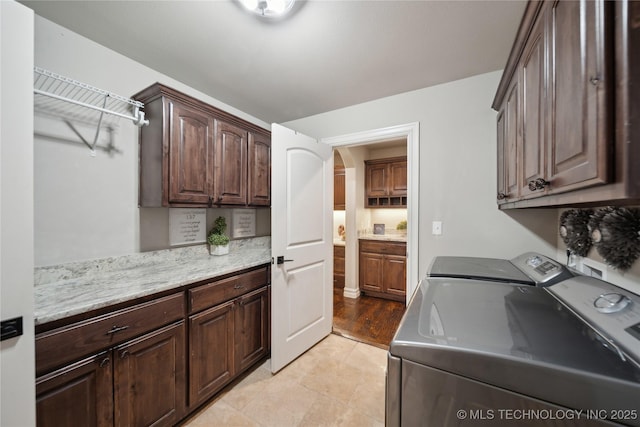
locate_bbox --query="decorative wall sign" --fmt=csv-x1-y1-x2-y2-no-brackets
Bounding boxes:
169,208,206,246
232,209,256,238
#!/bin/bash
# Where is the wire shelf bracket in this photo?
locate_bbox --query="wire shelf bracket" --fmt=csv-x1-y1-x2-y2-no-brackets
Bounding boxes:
33,67,149,154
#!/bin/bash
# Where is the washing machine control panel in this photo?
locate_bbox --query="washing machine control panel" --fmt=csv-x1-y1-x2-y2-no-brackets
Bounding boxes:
548,276,640,364
511,252,571,285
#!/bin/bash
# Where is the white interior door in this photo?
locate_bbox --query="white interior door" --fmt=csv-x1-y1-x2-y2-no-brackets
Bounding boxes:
270,123,333,373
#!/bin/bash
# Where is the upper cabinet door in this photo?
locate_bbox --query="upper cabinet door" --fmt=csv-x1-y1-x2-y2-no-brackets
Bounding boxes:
497,80,520,203
496,108,507,203
519,12,547,199
504,80,520,200
333,166,346,210
215,121,248,205
366,163,388,197
547,0,610,192
389,160,407,196
168,100,215,205
248,132,271,206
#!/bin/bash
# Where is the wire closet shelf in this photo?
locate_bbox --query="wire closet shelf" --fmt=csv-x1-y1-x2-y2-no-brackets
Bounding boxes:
33,66,149,126
33,67,149,154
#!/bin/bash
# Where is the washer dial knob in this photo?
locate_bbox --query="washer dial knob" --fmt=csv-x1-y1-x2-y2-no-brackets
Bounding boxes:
594,293,631,314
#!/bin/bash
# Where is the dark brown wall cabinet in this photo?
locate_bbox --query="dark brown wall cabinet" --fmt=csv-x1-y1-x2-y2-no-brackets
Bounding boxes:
334,245,345,289
359,239,406,301
334,166,346,211
364,157,407,208
493,0,640,208
35,266,270,427
134,84,271,207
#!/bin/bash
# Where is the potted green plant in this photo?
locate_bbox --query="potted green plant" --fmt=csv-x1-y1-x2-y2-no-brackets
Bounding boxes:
207,216,230,256
397,220,407,235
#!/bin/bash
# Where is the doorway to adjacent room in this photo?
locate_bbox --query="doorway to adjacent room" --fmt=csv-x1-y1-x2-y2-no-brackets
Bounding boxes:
324,123,419,348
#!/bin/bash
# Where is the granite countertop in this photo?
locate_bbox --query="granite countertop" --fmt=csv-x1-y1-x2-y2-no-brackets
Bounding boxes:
359,233,407,243
34,237,271,326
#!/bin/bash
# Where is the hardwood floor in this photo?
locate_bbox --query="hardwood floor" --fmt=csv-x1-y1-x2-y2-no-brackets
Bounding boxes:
332,290,406,349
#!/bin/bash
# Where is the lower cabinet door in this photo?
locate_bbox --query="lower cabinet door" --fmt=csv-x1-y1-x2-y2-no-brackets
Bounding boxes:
235,286,269,372
360,253,384,292
384,255,407,299
36,353,113,427
188,300,235,408
114,322,186,427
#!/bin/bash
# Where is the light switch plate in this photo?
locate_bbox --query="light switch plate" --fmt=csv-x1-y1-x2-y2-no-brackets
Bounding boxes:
432,221,442,235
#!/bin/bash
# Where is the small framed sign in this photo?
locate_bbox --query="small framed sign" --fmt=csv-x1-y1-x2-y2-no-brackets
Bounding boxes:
169,208,206,246
373,223,386,235
232,209,256,238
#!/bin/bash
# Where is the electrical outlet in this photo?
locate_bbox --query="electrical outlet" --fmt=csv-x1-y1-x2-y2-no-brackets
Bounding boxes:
568,256,607,280
582,259,608,280
432,221,442,235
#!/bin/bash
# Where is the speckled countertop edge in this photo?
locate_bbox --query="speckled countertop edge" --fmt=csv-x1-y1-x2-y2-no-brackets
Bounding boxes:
358,233,407,242
34,237,271,326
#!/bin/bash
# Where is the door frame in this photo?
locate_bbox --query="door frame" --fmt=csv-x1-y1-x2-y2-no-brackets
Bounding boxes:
321,122,419,303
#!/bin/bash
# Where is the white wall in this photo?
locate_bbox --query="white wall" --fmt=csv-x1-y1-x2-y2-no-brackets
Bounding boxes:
285,71,559,280
0,1,36,425
32,15,270,266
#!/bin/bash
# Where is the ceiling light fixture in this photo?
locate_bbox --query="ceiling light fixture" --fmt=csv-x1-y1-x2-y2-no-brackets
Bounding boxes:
239,0,296,18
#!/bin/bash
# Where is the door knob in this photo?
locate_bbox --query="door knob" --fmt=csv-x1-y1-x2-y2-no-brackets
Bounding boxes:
277,256,293,265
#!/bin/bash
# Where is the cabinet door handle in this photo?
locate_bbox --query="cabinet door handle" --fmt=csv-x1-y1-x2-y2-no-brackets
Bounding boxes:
99,356,110,368
106,325,129,335
234,284,245,290
528,178,550,191
120,350,129,359
590,76,600,86
497,192,508,200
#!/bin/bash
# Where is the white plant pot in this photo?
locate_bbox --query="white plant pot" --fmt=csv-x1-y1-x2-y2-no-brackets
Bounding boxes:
210,244,229,256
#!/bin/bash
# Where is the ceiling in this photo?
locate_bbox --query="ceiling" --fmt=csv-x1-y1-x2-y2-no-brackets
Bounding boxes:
21,0,527,124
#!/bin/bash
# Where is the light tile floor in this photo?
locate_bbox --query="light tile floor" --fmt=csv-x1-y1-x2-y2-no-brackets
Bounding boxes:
183,334,387,427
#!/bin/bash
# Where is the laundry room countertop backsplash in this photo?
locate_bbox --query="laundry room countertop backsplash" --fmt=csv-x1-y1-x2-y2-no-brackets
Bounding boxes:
34,237,271,326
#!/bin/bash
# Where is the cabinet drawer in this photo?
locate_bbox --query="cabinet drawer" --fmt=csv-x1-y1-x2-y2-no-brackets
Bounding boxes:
189,268,268,314
359,240,406,256
36,293,184,376
334,245,345,258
